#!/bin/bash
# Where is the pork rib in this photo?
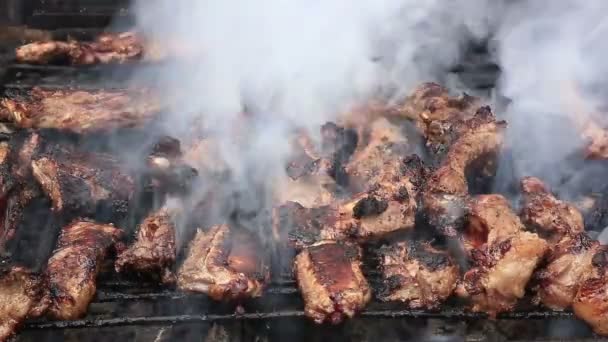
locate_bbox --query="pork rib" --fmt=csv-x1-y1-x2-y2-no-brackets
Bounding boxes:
0,87,162,133
46,220,122,320
0,267,48,342
376,240,458,309
177,224,269,301
115,204,179,284
294,240,371,324
15,32,144,65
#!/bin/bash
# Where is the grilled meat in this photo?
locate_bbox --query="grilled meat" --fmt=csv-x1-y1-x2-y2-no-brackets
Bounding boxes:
456,195,548,316
393,83,480,157
376,240,458,308
15,32,144,65
520,176,584,242
146,136,198,195
273,154,426,248
0,87,162,133
423,107,506,237
31,148,134,221
519,177,599,310
0,267,48,342
294,240,371,324
177,224,269,301
573,247,608,335
115,204,180,284
536,233,599,310
46,220,122,320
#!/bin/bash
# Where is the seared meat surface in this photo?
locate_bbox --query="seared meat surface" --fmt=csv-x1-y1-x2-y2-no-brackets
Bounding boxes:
573,247,608,335
294,240,371,324
536,233,599,310
46,220,122,320
0,267,48,342
16,32,144,65
273,154,426,248
0,87,162,133
31,147,134,220
376,240,458,308
520,176,584,241
423,107,506,237
456,195,548,316
392,82,480,158
177,224,269,300
115,204,179,284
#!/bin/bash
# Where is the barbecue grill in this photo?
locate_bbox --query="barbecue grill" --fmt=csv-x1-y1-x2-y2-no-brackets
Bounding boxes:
0,1,604,341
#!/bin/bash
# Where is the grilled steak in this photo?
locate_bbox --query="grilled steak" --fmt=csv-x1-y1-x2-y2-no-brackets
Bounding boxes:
0,87,162,133
520,176,584,242
573,247,608,335
0,267,48,342
15,32,144,65
177,224,269,300
294,240,371,324
456,195,548,316
115,204,179,284
31,148,134,221
423,107,506,237
46,220,122,320
376,240,458,308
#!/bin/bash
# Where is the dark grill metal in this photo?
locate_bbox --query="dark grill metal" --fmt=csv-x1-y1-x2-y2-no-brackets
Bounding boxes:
0,6,602,342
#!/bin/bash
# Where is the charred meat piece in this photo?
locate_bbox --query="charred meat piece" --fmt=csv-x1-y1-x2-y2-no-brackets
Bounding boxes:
31,148,134,221
115,203,179,284
0,267,48,342
573,247,608,335
376,240,458,308
177,224,269,301
0,87,162,133
146,136,198,195
0,184,46,256
15,32,144,65
520,176,584,241
46,220,122,320
393,83,480,157
456,195,548,316
536,233,599,310
423,107,506,237
272,201,356,250
273,154,425,248
294,240,371,324
463,194,525,253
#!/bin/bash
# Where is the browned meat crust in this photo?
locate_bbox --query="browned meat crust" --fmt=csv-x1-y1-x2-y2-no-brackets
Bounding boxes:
573,248,608,335
0,267,48,342
536,233,599,310
272,154,427,248
294,240,371,324
115,205,179,284
520,176,584,241
422,107,506,236
177,224,269,301
376,240,458,309
31,148,134,220
0,87,162,133
15,32,144,65
456,195,548,316
46,220,122,320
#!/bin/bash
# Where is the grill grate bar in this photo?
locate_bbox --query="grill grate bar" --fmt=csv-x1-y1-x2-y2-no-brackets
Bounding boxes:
95,287,301,302
25,309,575,330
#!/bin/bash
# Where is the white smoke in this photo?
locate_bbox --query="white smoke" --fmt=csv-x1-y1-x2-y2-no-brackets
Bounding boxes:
128,0,496,221
495,0,608,189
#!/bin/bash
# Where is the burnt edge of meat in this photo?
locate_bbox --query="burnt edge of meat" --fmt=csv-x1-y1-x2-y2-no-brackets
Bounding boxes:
276,202,325,247
352,195,388,219
320,122,358,165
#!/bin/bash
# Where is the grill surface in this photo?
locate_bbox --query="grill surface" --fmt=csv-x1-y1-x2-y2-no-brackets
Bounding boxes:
0,9,603,342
